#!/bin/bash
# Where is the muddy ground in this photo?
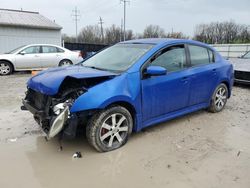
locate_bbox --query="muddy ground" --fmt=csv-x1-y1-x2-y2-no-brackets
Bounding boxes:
0,73,249,188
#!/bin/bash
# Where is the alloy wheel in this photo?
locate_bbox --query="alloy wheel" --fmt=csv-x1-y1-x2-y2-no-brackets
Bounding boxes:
60,60,72,66
215,87,227,110
0,63,10,75
99,113,129,148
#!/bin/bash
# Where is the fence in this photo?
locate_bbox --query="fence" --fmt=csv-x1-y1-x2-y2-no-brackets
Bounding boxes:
63,41,250,59
63,42,108,58
211,44,250,58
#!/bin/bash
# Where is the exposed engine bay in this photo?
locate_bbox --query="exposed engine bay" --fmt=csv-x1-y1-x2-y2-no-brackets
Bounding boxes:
21,76,113,139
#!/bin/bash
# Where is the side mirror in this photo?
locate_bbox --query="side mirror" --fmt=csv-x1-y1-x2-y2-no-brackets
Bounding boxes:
19,51,26,55
145,66,167,76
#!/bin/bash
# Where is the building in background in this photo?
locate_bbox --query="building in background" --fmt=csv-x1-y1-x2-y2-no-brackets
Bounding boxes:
0,8,62,53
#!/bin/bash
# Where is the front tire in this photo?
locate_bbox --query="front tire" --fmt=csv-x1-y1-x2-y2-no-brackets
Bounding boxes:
59,59,73,66
86,106,133,152
0,61,13,75
208,83,228,113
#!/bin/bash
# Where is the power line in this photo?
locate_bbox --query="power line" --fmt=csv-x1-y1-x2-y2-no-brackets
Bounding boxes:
72,7,81,43
98,17,104,43
120,0,130,41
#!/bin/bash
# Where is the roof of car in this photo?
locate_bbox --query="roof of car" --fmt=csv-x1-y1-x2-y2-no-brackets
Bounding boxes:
121,38,213,50
121,38,207,45
121,38,177,44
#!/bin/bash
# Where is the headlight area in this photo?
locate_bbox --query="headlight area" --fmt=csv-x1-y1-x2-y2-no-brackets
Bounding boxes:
22,87,87,140
48,99,78,140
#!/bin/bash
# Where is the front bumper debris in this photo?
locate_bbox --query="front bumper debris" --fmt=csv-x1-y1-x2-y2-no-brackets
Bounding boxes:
21,99,70,139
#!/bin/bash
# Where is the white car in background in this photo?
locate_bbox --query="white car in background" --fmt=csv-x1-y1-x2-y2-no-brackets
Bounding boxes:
0,44,83,75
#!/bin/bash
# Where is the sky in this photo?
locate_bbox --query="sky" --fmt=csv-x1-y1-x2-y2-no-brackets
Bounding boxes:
1,0,250,37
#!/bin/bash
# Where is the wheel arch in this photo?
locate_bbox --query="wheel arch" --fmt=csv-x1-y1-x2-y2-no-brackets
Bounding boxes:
220,80,231,98
106,101,136,120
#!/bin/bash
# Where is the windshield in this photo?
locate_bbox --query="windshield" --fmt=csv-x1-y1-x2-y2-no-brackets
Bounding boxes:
5,45,26,54
81,43,154,72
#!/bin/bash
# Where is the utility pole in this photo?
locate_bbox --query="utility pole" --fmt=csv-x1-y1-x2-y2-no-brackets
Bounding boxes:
120,18,123,42
121,0,129,41
98,17,104,43
72,7,80,43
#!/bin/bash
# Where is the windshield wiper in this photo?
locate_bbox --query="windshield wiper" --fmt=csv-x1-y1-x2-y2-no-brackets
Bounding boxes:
83,65,111,72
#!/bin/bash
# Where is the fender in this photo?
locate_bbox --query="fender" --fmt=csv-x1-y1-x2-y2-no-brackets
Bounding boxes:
70,72,142,114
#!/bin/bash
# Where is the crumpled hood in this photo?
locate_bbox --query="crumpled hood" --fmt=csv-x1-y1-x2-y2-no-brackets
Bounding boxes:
27,65,117,95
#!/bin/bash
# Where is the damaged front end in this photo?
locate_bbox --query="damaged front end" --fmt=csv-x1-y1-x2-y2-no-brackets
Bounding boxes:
21,74,114,139
21,88,79,140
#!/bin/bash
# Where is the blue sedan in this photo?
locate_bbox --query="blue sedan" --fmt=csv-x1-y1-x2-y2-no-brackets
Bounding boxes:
21,38,234,152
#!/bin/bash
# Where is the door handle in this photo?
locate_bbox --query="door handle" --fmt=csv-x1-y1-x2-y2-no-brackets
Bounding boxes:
181,76,188,81
181,76,189,83
212,69,217,75
34,55,39,57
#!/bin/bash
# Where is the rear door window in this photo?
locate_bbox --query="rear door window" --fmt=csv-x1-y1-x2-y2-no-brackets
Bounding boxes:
189,45,214,66
57,48,64,53
42,46,58,53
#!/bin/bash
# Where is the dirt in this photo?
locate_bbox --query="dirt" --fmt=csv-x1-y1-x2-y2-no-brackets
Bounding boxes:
0,74,250,188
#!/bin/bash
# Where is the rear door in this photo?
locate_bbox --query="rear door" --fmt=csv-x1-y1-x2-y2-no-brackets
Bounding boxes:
15,46,42,69
141,44,191,121
40,46,64,68
187,45,219,106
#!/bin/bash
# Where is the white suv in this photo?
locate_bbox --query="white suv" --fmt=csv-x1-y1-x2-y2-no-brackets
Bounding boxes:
0,44,83,75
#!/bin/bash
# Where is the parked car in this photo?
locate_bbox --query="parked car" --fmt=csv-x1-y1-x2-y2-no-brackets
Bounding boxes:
21,38,234,152
230,51,250,84
0,44,83,75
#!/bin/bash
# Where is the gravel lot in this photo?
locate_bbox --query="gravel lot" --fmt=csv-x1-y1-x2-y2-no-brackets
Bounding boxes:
0,73,250,188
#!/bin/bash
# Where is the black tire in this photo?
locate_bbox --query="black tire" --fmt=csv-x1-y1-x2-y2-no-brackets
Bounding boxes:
58,59,73,66
208,83,228,113
0,61,13,75
86,105,133,152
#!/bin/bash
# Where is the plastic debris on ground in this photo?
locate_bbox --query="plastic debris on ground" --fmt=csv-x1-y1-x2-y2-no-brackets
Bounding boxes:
72,152,82,159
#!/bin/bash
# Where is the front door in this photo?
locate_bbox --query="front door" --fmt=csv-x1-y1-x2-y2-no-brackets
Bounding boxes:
141,44,191,121
15,46,42,69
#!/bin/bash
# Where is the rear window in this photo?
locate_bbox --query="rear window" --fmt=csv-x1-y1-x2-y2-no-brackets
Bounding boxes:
57,48,64,53
189,45,214,66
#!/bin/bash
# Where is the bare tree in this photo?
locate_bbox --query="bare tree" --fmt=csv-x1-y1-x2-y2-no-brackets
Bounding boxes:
194,21,250,44
143,25,166,38
166,32,188,39
104,24,122,44
62,33,75,43
104,25,134,44
77,25,102,44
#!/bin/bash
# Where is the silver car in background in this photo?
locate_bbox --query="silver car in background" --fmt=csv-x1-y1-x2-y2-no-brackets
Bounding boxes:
0,44,83,75
230,51,250,84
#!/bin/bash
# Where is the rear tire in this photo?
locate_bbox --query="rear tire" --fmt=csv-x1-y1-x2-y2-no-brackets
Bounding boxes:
59,59,73,66
0,61,13,75
208,83,228,113
86,105,133,152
